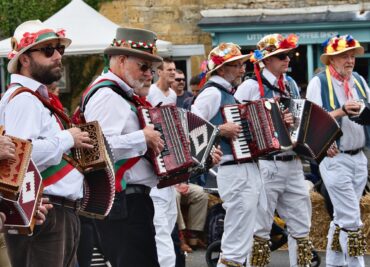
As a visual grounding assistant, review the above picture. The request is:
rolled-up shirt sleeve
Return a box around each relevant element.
[4,93,74,170]
[84,88,147,160]
[306,76,323,106]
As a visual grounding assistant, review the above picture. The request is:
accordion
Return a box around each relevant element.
[349,99,370,125]
[222,99,292,162]
[0,128,44,235]
[72,121,115,220]
[279,98,343,163]
[138,105,219,188]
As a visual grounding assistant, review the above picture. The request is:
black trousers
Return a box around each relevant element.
[77,217,95,267]
[5,206,80,267]
[95,192,160,267]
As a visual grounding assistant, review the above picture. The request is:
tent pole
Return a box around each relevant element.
[0,58,5,95]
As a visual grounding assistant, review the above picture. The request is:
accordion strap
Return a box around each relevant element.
[9,86,72,126]
[8,86,82,174]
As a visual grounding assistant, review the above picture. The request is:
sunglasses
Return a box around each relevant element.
[274,52,293,61]
[175,78,186,82]
[27,45,65,58]
[136,61,155,75]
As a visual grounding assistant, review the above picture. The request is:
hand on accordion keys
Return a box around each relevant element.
[219,122,242,141]
[0,136,16,160]
[326,142,339,158]
[68,127,94,149]
[34,197,53,225]
[143,125,164,156]
[282,108,294,127]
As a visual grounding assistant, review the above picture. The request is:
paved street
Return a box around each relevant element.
[186,249,370,267]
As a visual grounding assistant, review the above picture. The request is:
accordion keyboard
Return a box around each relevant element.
[141,109,167,174]
[222,105,251,159]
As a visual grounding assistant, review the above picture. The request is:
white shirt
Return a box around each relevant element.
[306,73,370,151]
[191,75,234,163]
[235,68,298,101]
[147,83,177,106]
[0,74,83,200]
[84,71,157,188]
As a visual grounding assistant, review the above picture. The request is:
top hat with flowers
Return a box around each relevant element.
[104,27,163,63]
[7,20,71,74]
[320,35,364,65]
[206,43,250,74]
[250,33,298,63]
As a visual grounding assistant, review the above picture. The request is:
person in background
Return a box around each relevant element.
[183,75,201,110]
[172,69,192,108]
[147,58,179,267]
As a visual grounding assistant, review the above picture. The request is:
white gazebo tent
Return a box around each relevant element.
[0,0,174,91]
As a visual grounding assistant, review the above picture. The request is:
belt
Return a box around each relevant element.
[261,155,297,162]
[43,194,81,211]
[340,148,363,155]
[126,184,151,195]
[220,159,255,166]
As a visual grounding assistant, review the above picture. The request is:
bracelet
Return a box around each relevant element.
[342,105,349,115]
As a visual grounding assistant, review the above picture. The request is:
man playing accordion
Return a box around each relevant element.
[0,20,93,267]
[235,34,313,267]
[306,35,370,267]
[192,43,262,267]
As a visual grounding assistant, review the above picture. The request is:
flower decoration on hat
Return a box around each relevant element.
[322,35,361,54]
[207,42,244,71]
[251,33,298,63]
[7,28,67,60]
[111,38,156,55]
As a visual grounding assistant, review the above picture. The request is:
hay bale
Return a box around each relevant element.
[310,191,370,253]
[310,191,331,250]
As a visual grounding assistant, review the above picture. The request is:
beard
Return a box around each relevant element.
[30,58,63,85]
[125,71,144,90]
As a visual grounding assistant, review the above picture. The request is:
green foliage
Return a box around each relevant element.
[0,0,110,110]
[0,0,111,39]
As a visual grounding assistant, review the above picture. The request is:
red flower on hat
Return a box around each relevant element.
[332,39,339,51]
[279,34,298,49]
[211,55,225,66]
[56,29,66,37]
[18,32,37,50]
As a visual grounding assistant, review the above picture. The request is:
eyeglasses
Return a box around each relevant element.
[175,78,186,82]
[27,45,65,58]
[136,61,155,75]
[274,52,293,61]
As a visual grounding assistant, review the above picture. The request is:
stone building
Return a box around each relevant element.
[100,0,370,90]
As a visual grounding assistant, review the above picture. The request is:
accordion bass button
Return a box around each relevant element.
[264,101,272,110]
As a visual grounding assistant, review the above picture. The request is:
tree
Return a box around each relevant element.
[0,0,107,39]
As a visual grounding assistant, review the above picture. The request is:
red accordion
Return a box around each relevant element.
[279,98,343,163]
[138,105,219,188]
[222,99,292,162]
[0,128,43,235]
[72,121,115,219]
